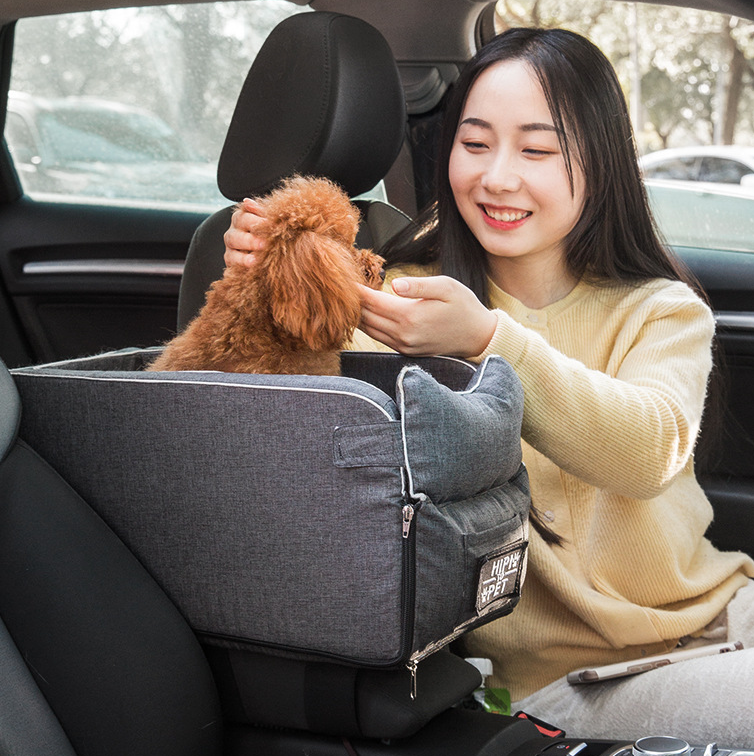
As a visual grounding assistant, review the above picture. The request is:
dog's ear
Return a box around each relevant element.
[267,232,363,351]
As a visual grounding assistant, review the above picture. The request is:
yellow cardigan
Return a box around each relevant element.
[351,265,754,699]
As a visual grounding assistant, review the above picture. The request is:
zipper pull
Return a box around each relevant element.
[407,659,418,700]
[402,503,414,539]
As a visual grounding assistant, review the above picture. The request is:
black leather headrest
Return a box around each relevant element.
[0,358,20,462]
[217,12,407,201]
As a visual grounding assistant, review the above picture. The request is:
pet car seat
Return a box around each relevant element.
[13,348,531,743]
[0,356,223,756]
[178,11,411,331]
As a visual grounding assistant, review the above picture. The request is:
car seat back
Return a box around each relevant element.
[178,11,411,331]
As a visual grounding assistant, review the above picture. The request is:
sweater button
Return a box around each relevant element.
[526,313,539,323]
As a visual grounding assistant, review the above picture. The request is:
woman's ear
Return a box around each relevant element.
[267,232,362,351]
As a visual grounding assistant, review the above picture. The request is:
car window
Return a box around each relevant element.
[5,1,310,211]
[492,0,754,254]
[643,156,701,181]
[698,156,752,183]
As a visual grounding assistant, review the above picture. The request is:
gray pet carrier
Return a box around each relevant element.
[13,350,530,683]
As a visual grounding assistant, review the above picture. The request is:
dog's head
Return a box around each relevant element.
[254,176,385,351]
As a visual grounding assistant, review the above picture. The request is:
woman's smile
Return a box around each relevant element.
[481,205,533,227]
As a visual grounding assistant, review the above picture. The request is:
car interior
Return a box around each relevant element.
[1,0,753,754]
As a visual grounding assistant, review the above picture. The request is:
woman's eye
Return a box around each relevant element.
[463,140,487,151]
[523,147,555,157]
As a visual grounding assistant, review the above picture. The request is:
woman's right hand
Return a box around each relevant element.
[223,198,267,268]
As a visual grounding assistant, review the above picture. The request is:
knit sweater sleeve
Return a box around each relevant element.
[478,281,715,500]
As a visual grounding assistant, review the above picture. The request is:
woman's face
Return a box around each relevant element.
[448,59,585,277]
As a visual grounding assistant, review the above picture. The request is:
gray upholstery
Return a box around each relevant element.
[13,349,529,670]
[0,356,223,756]
[398,356,524,503]
[0,356,20,462]
[0,364,74,755]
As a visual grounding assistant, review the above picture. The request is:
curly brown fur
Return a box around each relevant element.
[148,175,385,376]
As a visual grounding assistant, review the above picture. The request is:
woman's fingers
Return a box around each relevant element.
[223,198,267,268]
[223,248,257,268]
[390,275,454,300]
[359,277,497,357]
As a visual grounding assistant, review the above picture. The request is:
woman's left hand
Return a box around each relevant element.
[359,275,498,358]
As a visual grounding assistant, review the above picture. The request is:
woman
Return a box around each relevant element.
[225,28,754,746]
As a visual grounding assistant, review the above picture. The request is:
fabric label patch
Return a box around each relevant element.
[476,543,527,613]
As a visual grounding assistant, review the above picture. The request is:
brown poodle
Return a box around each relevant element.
[148,175,385,376]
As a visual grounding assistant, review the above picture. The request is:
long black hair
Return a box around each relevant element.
[382,27,723,518]
[382,27,696,304]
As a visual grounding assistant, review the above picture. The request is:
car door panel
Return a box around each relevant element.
[678,246,754,556]
[0,197,214,366]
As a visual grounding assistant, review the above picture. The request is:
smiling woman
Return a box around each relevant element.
[447,59,584,308]
[346,25,754,746]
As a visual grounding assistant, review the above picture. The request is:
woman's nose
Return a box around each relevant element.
[482,153,522,193]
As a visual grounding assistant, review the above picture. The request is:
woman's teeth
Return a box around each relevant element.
[485,207,531,222]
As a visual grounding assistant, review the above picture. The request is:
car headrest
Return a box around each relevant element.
[217,12,407,201]
[0,358,21,463]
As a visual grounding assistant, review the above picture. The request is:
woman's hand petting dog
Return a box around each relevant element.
[358,275,498,359]
[224,198,266,269]
[225,199,497,360]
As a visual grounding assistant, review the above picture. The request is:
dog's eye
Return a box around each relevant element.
[379,268,386,282]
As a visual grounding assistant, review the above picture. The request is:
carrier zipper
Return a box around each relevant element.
[401,503,414,538]
[407,658,418,700]
[400,499,417,690]
[400,494,425,698]
[402,525,418,701]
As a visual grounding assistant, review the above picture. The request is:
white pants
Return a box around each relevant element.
[512,580,754,750]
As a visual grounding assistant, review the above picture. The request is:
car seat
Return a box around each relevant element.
[177,10,412,332]
[0,356,223,756]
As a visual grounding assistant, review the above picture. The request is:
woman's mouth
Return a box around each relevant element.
[482,205,532,225]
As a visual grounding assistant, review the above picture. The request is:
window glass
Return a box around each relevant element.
[698,156,751,183]
[6,1,310,210]
[643,156,700,180]
[493,1,754,253]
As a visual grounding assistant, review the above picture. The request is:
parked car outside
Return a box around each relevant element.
[5,90,226,210]
[640,145,754,191]
[645,179,754,253]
